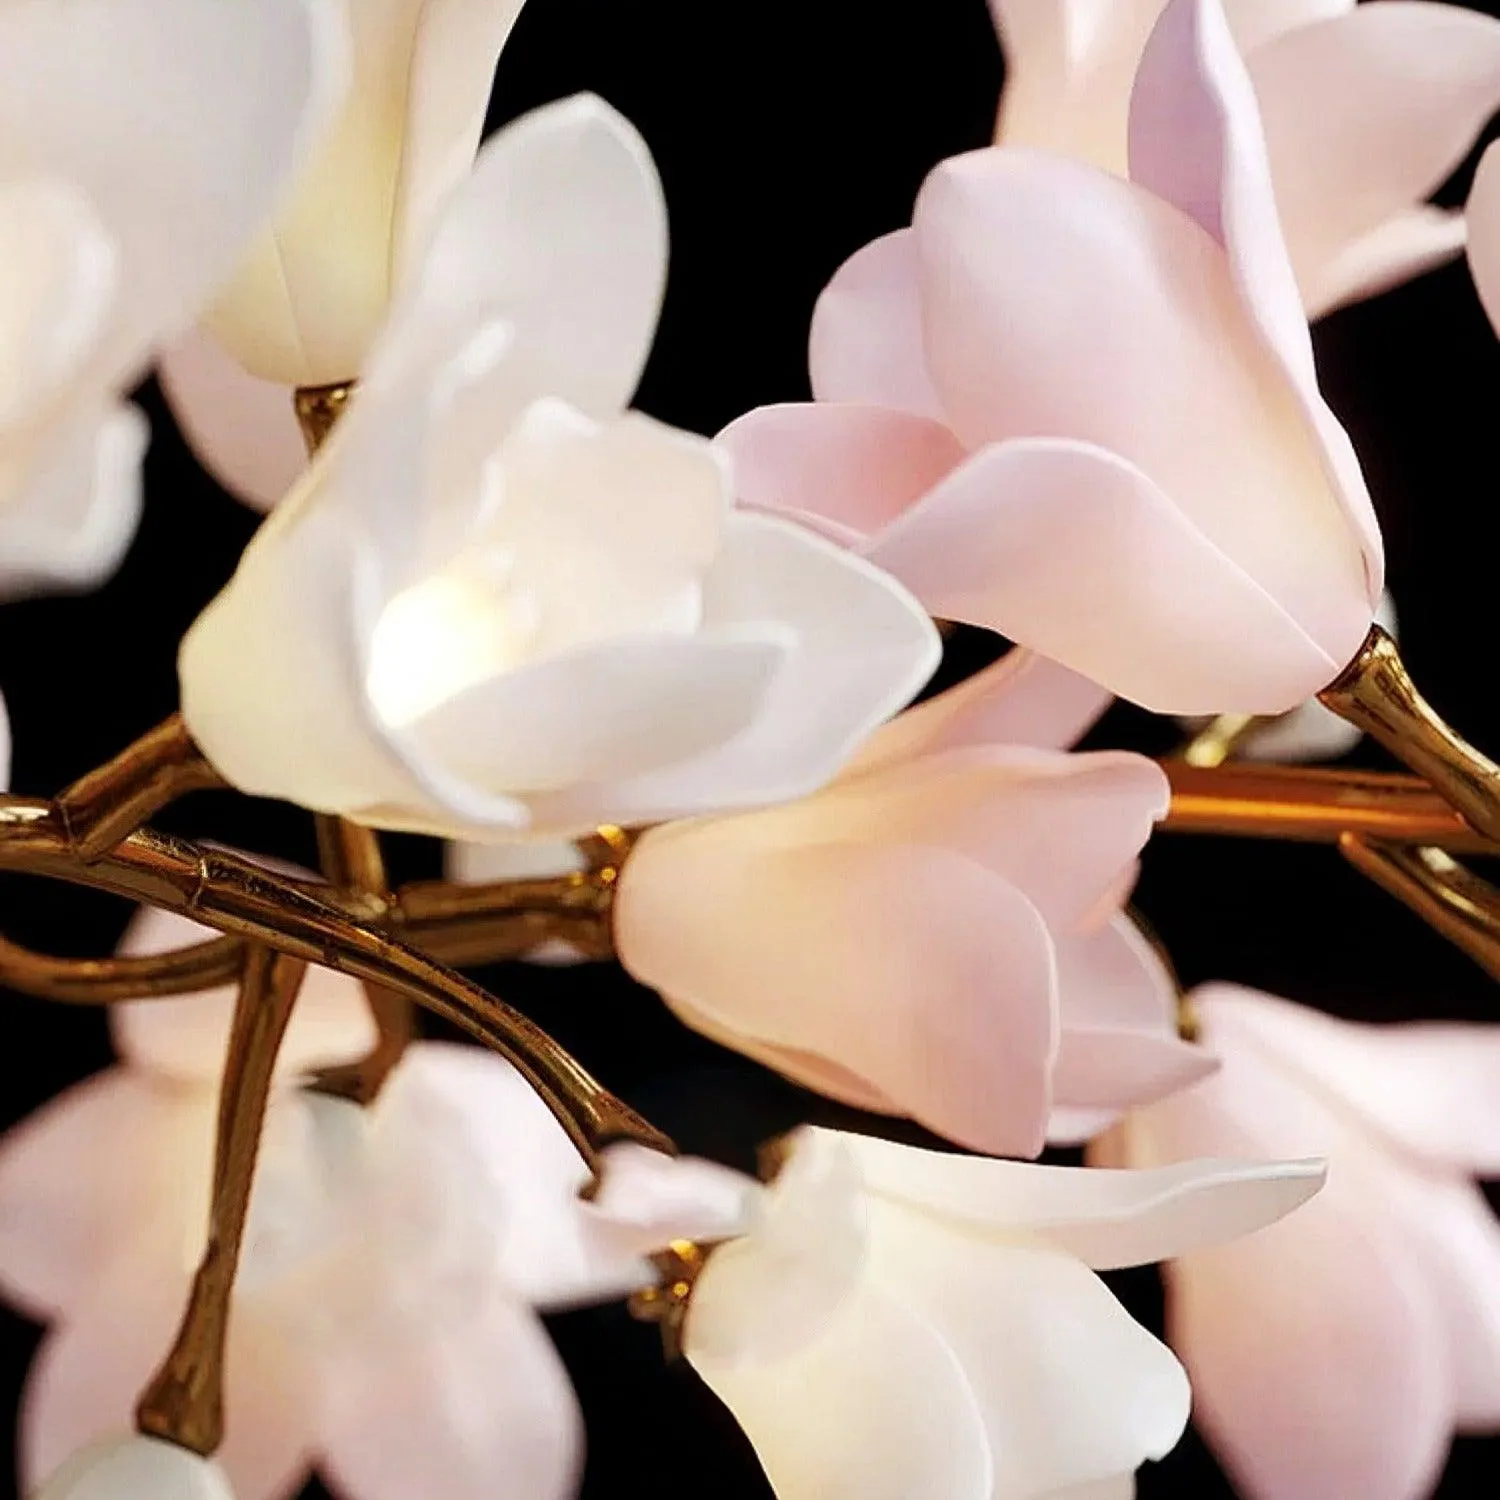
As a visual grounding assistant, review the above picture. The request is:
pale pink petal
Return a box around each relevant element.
[619,833,1060,1157]
[157,330,306,513]
[866,436,1344,714]
[0,1075,206,1319]
[866,1202,1190,1493]
[1467,141,1500,340]
[685,1128,867,1367]
[1117,1013,1454,1500]
[1051,917,1217,1115]
[112,907,376,1085]
[1035,1477,1136,1500]
[317,1290,581,1500]
[808,230,946,418]
[689,1278,994,1500]
[842,1130,1323,1270]
[1250,1,1500,318]
[24,1274,315,1500]
[913,143,1374,666]
[719,402,966,544]
[1192,984,1500,1176]
[1302,204,1467,321]
[1128,0,1384,586]
[850,651,1113,774]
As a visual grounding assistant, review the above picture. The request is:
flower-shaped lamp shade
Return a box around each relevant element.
[179,96,939,840]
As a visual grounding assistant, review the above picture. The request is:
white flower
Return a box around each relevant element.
[0,0,345,597]
[34,1435,233,1500]
[178,95,939,840]
[160,0,534,511]
[0,908,752,1500]
[685,1127,1326,1500]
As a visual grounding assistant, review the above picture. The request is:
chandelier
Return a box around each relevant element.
[1,2,1498,1499]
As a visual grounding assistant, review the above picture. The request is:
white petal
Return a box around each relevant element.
[1302,204,1467,322]
[1468,139,1500,340]
[446,838,586,883]
[689,1278,993,1500]
[157,330,306,513]
[317,1289,582,1500]
[550,512,939,827]
[0,0,347,384]
[1036,1477,1136,1500]
[685,1129,868,1368]
[1224,0,1351,57]
[866,1203,1189,1494]
[369,93,667,424]
[0,690,9,789]
[838,1129,1325,1269]
[111,908,376,1085]
[33,1437,235,1500]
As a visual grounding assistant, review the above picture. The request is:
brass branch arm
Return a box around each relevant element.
[0,797,666,1164]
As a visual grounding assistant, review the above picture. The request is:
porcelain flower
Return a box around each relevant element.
[179,95,938,840]
[0,907,753,1500]
[0,0,343,598]
[617,649,1209,1156]
[685,1125,1325,1500]
[989,0,1500,318]
[724,0,1380,718]
[1097,984,1500,1500]
[160,0,535,512]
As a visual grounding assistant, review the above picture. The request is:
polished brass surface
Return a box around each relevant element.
[1320,626,1500,843]
[1179,713,1262,769]
[1339,836,1500,986]
[0,797,670,1161]
[135,947,306,1454]
[310,812,412,1104]
[1160,761,1497,854]
[55,712,223,860]
[0,932,245,1003]
[628,1239,707,1361]
[292,380,353,452]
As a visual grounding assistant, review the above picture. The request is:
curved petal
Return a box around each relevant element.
[866,1202,1190,1493]
[1052,917,1218,1115]
[853,651,1114,771]
[33,1437,235,1500]
[1249,1,1500,317]
[0,0,346,386]
[1191,984,1500,1176]
[370,93,667,425]
[1036,1478,1136,1500]
[157,330,307,513]
[445,838,586,882]
[619,832,1060,1157]
[913,144,1374,658]
[546,512,939,828]
[689,1277,994,1500]
[0,690,9,789]
[0,402,146,602]
[1303,204,1467,321]
[685,1129,868,1368]
[867,436,1346,714]
[720,401,966,544]
[24,1275,315,1500]
[1223,0,1351,57]
[808,230,946,418]
[317,1291,582,1500]
[0,1074,208,1320]
[111,908,376,1085]
[840,1129,1324,1270]
[1467,140,1500,340]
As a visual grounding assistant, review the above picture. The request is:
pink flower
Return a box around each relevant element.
[1466,138,1500,339]
[615,650,1213,1158]
[0,907,752,1500]
[1097,984,1500,1500]
[723,0,1382,717]
[990,0,1500,317]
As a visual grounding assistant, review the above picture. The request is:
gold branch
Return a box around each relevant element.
[0,931,245,1003]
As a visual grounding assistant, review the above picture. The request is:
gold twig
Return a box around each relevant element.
[136,947,306,1455]
[54,713,223,861]
[1178,713,1263,769]
[1320,625,1500,843]
[1159,761,1497,855]
[293,381,353,452]
[309,813,411,1105]
[1338,835,1500,985]
[0,932,245,1004]
[0,798,670,1163]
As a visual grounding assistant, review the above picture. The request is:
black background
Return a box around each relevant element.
[2,1,1499,1495]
